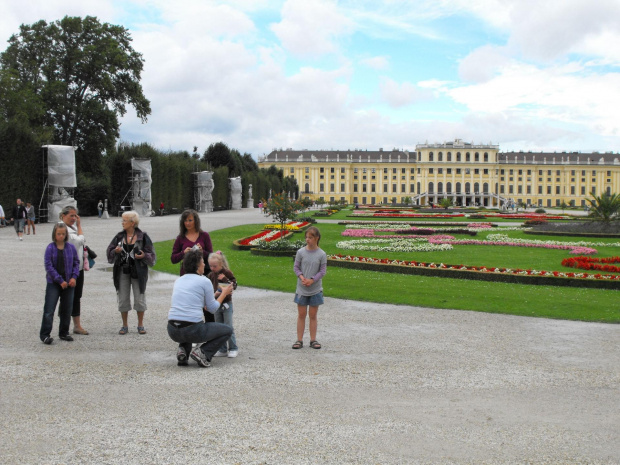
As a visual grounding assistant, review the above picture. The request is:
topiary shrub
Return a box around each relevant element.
[535,208,546,214]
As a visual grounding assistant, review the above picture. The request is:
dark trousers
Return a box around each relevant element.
[167,321,232,360]
[40,283,75,341]
[71,269,85,317]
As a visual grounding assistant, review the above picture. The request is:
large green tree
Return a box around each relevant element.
[0,16,151,174]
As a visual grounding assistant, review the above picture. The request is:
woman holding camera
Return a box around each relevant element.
[106,211,156,335]
[171,209,213,276]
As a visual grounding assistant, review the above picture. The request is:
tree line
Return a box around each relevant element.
[0,16,295,218]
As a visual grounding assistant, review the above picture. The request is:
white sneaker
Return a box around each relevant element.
[213,350,228,357]
[227,350,238,358]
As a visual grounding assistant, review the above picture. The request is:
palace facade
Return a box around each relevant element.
[258,139,620,208]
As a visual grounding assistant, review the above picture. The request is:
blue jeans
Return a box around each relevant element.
[40,282,75,341]
[214,302,238,352]
[167,321,232,361]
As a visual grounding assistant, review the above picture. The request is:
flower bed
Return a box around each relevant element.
[233,230,294,250]
[480,214,565,220]
[263,221,310,231]
[326,254,620,289]
[349,210,466,218]
[561,256,620,273]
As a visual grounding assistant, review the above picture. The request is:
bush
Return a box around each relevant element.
[468,214,486,219]
[524,219,548,226]
[535,208,546,214]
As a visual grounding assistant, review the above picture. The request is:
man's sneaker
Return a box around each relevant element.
[213,350,228,357]
[177,347,188,366]
[227,350,238,358]
[43,337,53,345]
[59,335,74,341]
[190,348,211,367]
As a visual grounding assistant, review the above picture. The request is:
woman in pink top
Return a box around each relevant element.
[171,209,213,276]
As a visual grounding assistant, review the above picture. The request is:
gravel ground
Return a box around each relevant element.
[0,209,618,465]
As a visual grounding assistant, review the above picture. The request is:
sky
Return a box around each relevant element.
[2,0,620,158]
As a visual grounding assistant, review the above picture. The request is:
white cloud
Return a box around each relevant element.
[360,55,389,70]
[270,0,354,57]
[380,77,431,108]
[458,45,511,83]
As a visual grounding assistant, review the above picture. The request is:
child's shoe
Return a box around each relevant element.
[213,350,228,357]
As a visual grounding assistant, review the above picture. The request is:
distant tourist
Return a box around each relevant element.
[11,198,27,241]
[97,200,103,218]
[292,226,327,350]
[0,203,5,227]
[160,201,164,216]
[25,201,36,235]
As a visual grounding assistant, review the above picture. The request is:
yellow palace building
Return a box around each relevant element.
[258,139,620,208]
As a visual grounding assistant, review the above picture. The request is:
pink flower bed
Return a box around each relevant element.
[427,237,597,255]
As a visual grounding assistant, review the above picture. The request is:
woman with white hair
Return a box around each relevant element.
[106,211,156,335]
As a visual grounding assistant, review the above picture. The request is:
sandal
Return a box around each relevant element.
[119,326,128,335]
[310,340,321,349]
[137,326,147,335]
[292,340,303,349]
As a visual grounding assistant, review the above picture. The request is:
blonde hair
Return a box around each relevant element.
[122,210,140,226]
[208,251,230,271]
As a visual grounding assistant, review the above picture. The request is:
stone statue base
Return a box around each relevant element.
[247,198,254,208]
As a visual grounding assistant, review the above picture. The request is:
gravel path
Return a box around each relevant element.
[1,210,618,464]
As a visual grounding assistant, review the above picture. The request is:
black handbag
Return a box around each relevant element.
[85,245,97,259]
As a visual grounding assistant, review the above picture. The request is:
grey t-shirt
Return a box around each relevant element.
[294,247,327,296]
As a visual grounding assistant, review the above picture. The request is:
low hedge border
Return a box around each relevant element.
[250,248,297,257]
[524,230,620,238]
[327,258,620,290]
[233,231,294,250]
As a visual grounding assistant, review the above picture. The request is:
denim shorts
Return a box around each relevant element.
[294,291,324,306]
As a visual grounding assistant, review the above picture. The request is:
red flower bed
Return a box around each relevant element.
[327,254,620,282]
[561,256,620,273]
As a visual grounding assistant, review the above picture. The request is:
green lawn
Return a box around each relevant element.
[153,221,620,323]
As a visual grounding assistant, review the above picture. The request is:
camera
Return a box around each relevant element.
[133,245,142,256]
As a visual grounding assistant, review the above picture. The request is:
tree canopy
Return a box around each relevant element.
[0,15,151,159]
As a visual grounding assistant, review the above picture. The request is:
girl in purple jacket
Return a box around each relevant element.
[40,222,79,344]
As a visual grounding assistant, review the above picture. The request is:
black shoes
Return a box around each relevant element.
[59,335,74,341]
[43,337,53,345]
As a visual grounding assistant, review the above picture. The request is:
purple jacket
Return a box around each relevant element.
[44,242,80,284]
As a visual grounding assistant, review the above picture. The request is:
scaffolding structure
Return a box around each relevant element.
[193,171,214,212]
[39,145,77,223]
[118,159,153,216]
[229,177,242,210]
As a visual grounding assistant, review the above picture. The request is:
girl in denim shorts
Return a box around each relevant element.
[292,226,327,350]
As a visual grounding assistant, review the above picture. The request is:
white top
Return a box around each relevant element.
[168,273,219,322]
[67,224,85,270]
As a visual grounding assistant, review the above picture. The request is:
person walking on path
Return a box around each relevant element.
[107,211,156,335]
[59,206,89,335]
[11,199,27,241]
[25,201,36,235]
[167,249,233,367]
[292,226,327,350]
[207,251,239,358]
[0,203,5,227]
[40,222,79,344]
[97,200,103,218]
